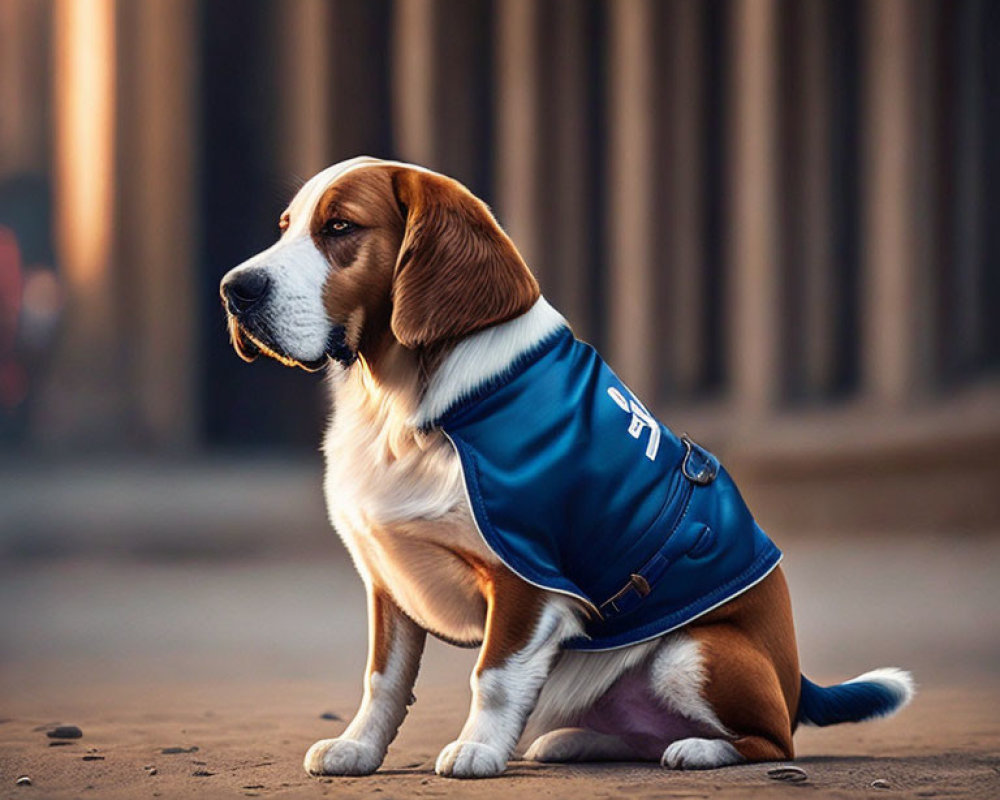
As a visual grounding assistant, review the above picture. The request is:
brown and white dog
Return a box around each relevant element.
[220,156,913,779]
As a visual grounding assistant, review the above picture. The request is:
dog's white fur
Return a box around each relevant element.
[437,597,584,777]
[222,158,913,779]
[411,296,568,429]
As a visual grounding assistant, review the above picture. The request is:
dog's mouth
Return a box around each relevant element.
[228,314,261,363]
[226,312,356,372]
[319,325,357,368]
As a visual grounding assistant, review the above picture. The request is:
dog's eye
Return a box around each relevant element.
[322,219,356,237]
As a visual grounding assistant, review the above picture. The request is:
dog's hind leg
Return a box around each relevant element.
[524,728,638,762]
[658,570,800,769]
[660,624,793,768]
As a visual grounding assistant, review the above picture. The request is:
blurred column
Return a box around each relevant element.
[607,0,655,399]
[662,0,705,397]
[392,0,436,166]
[727,0,780,417]
[118,0,198,448]
[38,0,123,447]
[495,0,541,272]
[954,0,985,372]
[0,0,50,173]
[279,0,331,179]
[792,0,836,398]
[861,0,926,406]
[549,1,596,338]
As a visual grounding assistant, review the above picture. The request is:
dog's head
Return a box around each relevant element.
[220,157,540,372]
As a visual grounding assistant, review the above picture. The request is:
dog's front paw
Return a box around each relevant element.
[304,737,382,776]
[435,740,506,778]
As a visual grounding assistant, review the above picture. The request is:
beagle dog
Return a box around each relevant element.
[220,156,913,779]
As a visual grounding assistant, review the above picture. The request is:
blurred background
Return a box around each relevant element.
[1,0,999,718]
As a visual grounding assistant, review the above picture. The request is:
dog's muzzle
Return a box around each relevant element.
[219,270,357,370]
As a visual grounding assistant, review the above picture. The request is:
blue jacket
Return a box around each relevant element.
[431,327,782,651]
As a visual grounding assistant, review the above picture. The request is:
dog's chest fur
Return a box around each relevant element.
[322,367,497,645]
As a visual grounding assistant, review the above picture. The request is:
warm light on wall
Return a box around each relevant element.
[52,0,115,292]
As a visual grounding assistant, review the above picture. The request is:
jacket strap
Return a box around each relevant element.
[599,436,719,620]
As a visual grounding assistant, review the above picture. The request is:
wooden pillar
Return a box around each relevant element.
[861,0,924,406]
[38,0,122,446]
[662,0,704,397]
[121,0,198,448]
[392,0,436,166]
[279,0,332,179]
[793,0,836,398]
[549,1,595,338]
[495,0,541,273]
[728,0,780,417]
[954,0,984,372]
[607,0,655,399]
[0,0,50,173]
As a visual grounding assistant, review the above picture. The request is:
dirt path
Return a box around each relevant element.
[1,679,998,799]
[2,535,999,798]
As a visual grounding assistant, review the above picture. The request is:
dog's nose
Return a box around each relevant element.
[222,271,270,315]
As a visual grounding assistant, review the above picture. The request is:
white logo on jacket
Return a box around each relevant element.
[607,386,661,461]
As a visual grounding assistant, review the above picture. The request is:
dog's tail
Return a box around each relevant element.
[797,668,915,727]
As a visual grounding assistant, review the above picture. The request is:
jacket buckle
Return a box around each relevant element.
[629,572,651,597]
[681,434,718,485]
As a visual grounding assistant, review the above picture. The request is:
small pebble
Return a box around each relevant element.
[15,776,31,786]
[82,755,105,761]
[192,769,215,777]
[147,768,157,776]
[48,741,73,747]
[871,779,891,789]
[143,765,155,770]
[319,711,342,721]
[46,725,83,740]
[767,765,808,783]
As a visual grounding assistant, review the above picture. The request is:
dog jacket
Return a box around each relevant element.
[430,326,782,651]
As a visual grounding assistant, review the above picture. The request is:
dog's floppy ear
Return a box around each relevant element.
[389,169,540,348]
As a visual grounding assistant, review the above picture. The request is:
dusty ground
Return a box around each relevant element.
[1,534,999,799]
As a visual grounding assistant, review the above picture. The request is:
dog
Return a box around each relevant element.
[220,156,914,779]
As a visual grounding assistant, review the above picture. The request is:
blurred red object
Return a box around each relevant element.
[0,226,27,408]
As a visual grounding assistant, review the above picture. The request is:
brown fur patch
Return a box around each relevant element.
[474,564,550,672]
[686,567,800,761]
[313,168,406,367]
[308,163,540,382]
[367,585,425,679]
[389,169,540,349]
